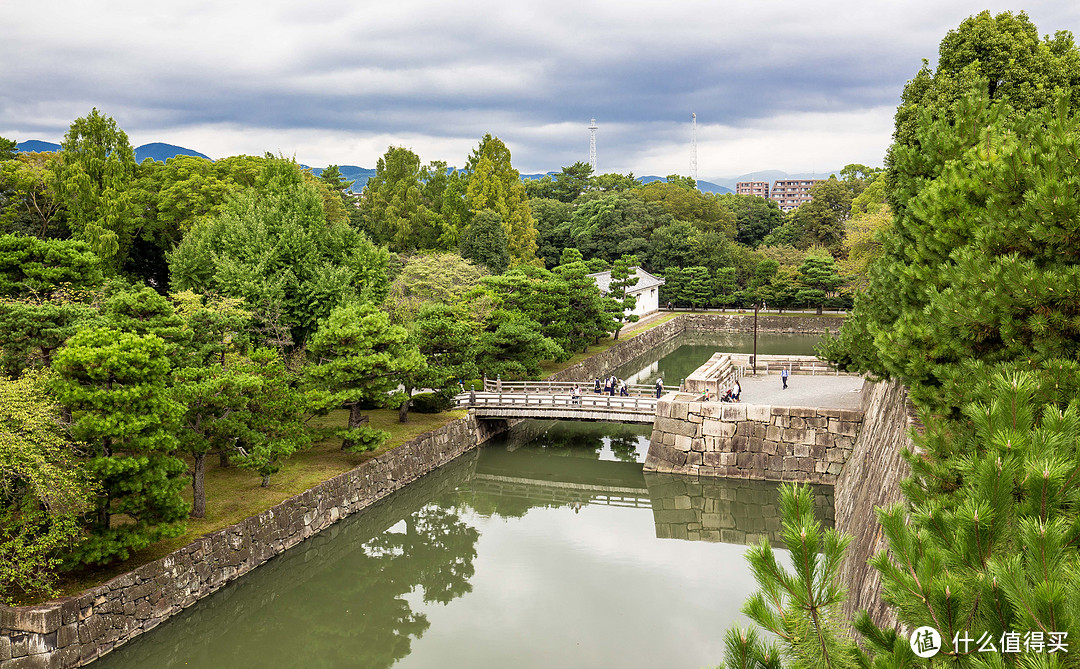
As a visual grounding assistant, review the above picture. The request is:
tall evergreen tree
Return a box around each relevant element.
[609,254,640,339]
[464,135,538,265]
[51,328,189,565]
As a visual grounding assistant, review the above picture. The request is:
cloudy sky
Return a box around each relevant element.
[3,1,1079,179]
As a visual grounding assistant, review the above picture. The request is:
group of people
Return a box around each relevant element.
[702,380,742,403]
[594,376,631,397]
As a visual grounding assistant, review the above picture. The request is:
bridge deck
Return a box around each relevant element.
[456,392,658,423]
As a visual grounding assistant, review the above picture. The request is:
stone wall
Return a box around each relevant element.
[0,414,508,669]
[644,397,863,484]
[548,313,843,384]
[681,313,844,335]
[835,380,916,628]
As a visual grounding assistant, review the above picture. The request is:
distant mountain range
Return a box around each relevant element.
[16,140,209,163]
[17,139,838,195]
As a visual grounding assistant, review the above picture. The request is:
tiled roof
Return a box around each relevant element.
[586,267,665,295]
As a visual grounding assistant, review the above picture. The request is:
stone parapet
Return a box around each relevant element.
[0,413,508,669]
[643,394,863,484]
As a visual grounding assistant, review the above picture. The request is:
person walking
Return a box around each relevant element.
[781,368,789,390]
[594,378,601,394]
[655,378,663,398]
[732,380,741,402]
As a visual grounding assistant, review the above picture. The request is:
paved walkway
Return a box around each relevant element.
[719,374,864,409]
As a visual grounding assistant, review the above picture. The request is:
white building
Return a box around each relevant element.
[586,267,665,319]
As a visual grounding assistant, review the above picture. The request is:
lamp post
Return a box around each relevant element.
[753,301,762,376]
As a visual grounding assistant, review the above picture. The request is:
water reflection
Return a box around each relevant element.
[95,419,834,669]
[94,453,482,669]
[645,473,834,546]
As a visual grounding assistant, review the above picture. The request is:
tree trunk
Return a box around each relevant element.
[219,448,232,468]
[192,453,206,519]
[399,386,413,423]
[343,402,369,450]
[261,474,271,488]
[816,305,823,316]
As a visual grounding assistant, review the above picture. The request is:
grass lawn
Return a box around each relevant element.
[41,407,466,603]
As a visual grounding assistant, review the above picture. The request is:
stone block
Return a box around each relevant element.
[765,425,782,442]
[720,452,737,466]
[722,405,747,421]
[806,416,828,429]
[674,495,692,510]
[702,420,736,438]
[782,428,807,444]
[691,438,705,452]
[751,423,766,439]
[789,416,806,429]
[0,636,10,662]
[749,437,764,453]
[655,416,699,438]
[827,462,844,475]
[838,409,864,422]
[793,444,810,458]
[745,404,772,422]
[734,422,752,437]
[673,401,689,421]
[702,452,723,467]
[7,608,62,635]
[836,421,859,437]
[770,406,789,416]
[731,436,748,452]
[736,452,753,467]
[762,440,779,455]
[686,451,703,466]
[789,407,816,418]
[674,434,693,452]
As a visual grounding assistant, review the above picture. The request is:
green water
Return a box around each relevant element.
[94,421,832,669]
[613,331,823,386]
[93,333,831,669]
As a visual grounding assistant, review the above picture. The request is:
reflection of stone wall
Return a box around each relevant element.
[644,398,862,484]
[0,415,505,669]
[645,473,834,546]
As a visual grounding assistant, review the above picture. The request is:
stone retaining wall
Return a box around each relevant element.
[0,414,508,669]
[835,380,917,628]
[548,313,843,383]
[644,397,863,484]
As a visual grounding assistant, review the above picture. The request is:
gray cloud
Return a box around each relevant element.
[3,1,1079,175]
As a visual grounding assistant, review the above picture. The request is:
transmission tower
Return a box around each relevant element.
[690,112,698,184]
[588,118,598,172]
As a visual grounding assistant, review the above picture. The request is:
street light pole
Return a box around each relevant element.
[753,302,759,376]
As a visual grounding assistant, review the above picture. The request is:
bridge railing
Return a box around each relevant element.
[455,391,658,413]
[482,379,678,396]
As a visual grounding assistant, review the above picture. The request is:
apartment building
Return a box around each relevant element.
[769,179,823,212]
[735,181,770,198]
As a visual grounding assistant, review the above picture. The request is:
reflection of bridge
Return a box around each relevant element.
[456,381,672,423]
[473,447,652,508]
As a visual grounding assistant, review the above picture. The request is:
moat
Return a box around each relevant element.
[93,333,830,669]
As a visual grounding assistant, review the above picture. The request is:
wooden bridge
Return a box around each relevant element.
[455,380,676,424]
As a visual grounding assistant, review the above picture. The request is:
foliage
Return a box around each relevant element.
[384,253,487,325]
[609,255,640,338]
[52,109,138,270]
[723,484,858,669]
[357,147,456,252]
[169,158,390,347]
[722,193,786,248]
[464,135,538,265]
[638,181,735,238]
[831,87,1080,415]
[794,254,842,315]
[233,348,311,487]
[306,302,424,452]
[459,210,510,274]
[787,178,852,256]
[0,233,103,297]
[0,370,94,603]
[0,152,66,239]
[51,328,189,565]
[409,392,455,414]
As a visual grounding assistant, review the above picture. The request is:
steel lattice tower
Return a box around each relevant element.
[588,118,598,172]
[690,112,698,184]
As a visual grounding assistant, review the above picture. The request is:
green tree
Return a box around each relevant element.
[459,210,510,274]
[722,193,786,248]
[788,177,852,255]
[609,254,640,339]
[169,158,390,348]
[554,248,618,352]
[52,328,189,565]
[723,484,857,669]
[384,253,487,325]
[52,109,137,270]
[473,309,562,380]
[358,147,452,252]
[464,135,538,265]
[234,348,311,486]
[714,267,739,311]
[638,181,735,237]
[0,370,95,604]
[683,266,711,311]
[1,152,66,238]
[306,302,424,452]
[795,254,842,315]
[530,198,573,267]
